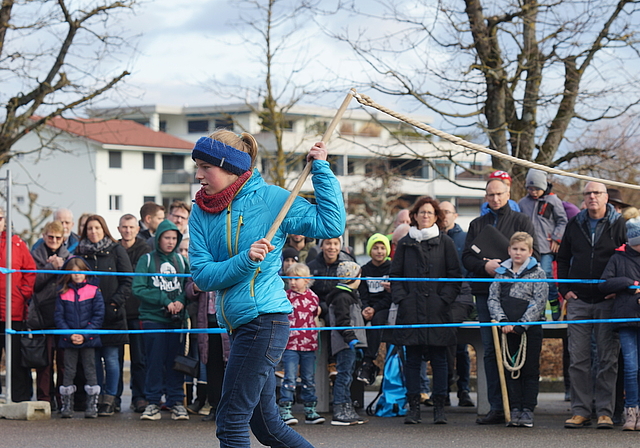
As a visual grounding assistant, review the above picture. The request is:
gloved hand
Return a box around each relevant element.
[348,339,360,350]
[355,348,364,362]
[549,298,561,321]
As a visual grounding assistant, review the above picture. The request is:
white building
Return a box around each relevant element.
[91,103,488,254]
[7,117,194,243]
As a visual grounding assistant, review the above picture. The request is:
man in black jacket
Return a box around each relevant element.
[462,178,539,424]
[558,182,626,430]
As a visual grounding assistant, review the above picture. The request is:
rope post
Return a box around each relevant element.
[4,170,12,404]
[264,89,355,243]
[491,320,510,422]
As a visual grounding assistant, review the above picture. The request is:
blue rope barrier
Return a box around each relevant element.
[9,317,640,335]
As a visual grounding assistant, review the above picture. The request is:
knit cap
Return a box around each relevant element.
[627,217,640,246]
[525,169,548,191]
[191,136,252,176]
[282,247,299,262]
[336,261,361,281]
[366,233,391,257]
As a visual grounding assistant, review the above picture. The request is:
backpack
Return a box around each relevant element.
[365,344,407,417]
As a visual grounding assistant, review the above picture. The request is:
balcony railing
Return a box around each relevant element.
[162,170,194,184]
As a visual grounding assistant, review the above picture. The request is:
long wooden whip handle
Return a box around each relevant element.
[264,89,355,243]
[492,320,511,422]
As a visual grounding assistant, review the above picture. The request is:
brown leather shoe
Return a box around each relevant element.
[564,415,591,428]
[597,415,614,429]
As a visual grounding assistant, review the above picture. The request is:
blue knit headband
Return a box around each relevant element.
[191,137,252,176]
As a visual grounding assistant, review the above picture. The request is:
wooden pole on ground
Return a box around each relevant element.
[264,89,355,243]
[491,320,510,423]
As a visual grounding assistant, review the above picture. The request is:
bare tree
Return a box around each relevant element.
[0,0,136,166]
[14,191,53,247]
[204,0,325,187]
[322,0,640,197]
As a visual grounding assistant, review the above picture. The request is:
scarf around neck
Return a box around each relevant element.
[195,169,252,214]
[78,236,114,255]
[408,223,440,242]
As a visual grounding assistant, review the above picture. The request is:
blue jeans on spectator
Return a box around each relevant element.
[619,327,640,408]
[475,294,503,411]
[142,321,185,408]
[95,345,121,397]
[334,348,356,405]
[540,253,558,306]
[280,349,318,404]
[216,313,312,448]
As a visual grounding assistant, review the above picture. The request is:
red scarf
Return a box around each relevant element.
[195,170,252,214]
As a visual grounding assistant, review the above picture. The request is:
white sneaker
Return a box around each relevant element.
[140,404,161,420]
[171,404,190,420]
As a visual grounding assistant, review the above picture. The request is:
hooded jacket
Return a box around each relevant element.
[189,161,345,332]
[462,203,539,296]
[133,220,190,324]
[600,244,640,328]
[557,204,626,303]
[518,192,568,254]
[487,257,548,334]
[54,257,105,349]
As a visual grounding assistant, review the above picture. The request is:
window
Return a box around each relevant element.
[143,152,155,170]
[389,158,422,177]
[214,118,234,129]
[457,197,483,216]
[434,161,451,179]
[159,121,167,133]
[188,120,209,133]
[143,196,156,203]
[109,195,122,211]
[162,154,184,171]
[109,151,122,168]
[16,196,24,205]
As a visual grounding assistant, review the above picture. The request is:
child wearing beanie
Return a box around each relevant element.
[326,261,368,425]
[356,233,392,386]
[600,216,640,431]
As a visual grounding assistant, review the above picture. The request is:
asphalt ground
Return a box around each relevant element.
[2,392,639,448]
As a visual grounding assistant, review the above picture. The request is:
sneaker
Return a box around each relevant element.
[519,409,534,428]
[331,403,359,426]
[171,404,190,421]
[507,409,521,427]
[140,404,161,421]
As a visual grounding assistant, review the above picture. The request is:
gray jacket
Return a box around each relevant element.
[518,193,567,254]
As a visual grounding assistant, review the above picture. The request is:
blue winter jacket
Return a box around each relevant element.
[189,161,346,331]
[55,275,105,349]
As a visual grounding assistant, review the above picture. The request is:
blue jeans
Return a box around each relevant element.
[280,350,318,404]
[216,313,313,448]
[540,254,558,306]
[619,327,640,408]
[142,321,185,408]
[475,294,503,411]
[95,345,121,397]
[333,348,356,405]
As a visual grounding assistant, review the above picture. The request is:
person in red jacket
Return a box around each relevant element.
[0,207,37,402]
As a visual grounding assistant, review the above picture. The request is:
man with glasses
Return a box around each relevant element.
[168,201,191,237]
[558,182,626,429]
[462,178,538,424]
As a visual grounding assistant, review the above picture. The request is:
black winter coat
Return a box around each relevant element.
[28,243,71,329]
[462,204,539,295]
[122,237,152,319]
[557,205,626,303]
[358,259,392,313]
[387,232,461,347]
[600,244,640,328]
[78,240,133,346]
[307,250,356,314]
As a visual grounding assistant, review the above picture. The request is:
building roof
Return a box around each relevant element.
[45,116,193,149]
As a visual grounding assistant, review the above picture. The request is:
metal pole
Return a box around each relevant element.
[4,170,12,403]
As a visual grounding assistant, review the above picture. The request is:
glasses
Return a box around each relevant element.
[45,235,63,241]
[583,191,606,197]
[442,210,455,215]
[417,211,436,217]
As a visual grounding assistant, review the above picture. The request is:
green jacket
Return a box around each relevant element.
[133,220,190,324]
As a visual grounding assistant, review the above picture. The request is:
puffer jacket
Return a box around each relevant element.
[487,257,548,334]
[600,244,640,329]
[77,238,132,345]
[189,160,345,332]
[54,258,105,349]
[387,232,461,347]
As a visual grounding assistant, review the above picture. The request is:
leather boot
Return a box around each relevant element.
[433,395,448,424]
[98,394,115,417]
[404,394,422,424]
